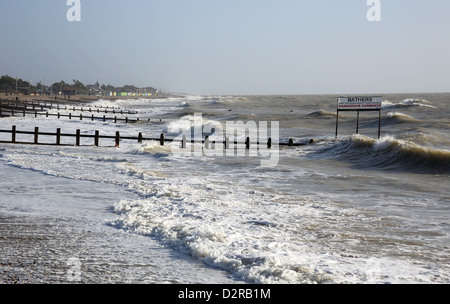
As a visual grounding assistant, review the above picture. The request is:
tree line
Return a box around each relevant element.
[0,75,156,95]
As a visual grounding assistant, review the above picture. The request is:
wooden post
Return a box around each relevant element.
[103,115,106,122]
[224,137,229,150]
[378,109,382,139]
[80,114,83,120]
[115,131,120,147]
[114,116,117,123]
[268,137,272,149]
[46,112,48,118]
[11,108,14,117]
[246,137,250,150]
[58,112,60,119]
[76,129,80,146]
[91,114,94,121]
[56,128,61,145]
[69,113,72,120]
[204,136,209,149]
[125,117,128,123]
[288,139,294,146]
[34,127,39,144]
[23,108,25,117]
[182,135,186,149]
[34,110,37,118]
[138,132,143,143]
[335,110,339,139]
[356,110,360,134]
[160,133,165,146]
[11,126,16,143]
[95,130,99,146]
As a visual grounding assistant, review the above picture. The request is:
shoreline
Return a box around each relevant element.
[0,93,183,104]
[0,160,237,284]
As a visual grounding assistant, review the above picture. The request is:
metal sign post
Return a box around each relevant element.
[335,96,382,139]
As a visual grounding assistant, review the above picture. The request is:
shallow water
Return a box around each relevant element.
[1,93,449,283]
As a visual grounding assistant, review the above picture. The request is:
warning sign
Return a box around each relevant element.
[338,97,382,111]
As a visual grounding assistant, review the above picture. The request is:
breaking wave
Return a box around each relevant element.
[382,99,436,109]
[314,134,450,174]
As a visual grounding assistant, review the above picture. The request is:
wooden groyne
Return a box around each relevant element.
[0,100,165,123]
[0,126,313,148]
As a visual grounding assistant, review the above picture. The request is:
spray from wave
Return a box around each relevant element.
[382,99,436,109]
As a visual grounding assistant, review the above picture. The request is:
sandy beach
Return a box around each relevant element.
[0,213,230,284]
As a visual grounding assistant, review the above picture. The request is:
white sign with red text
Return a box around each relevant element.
[338,97,382,111]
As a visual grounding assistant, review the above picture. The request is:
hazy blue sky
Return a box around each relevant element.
[0,0,449,95]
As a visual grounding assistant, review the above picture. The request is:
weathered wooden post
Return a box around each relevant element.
[34,127,39,144]
[246,137,250,150]
[378,109,382,139]
[160,133,165,146]
[69,113,72,120]
[115,131,120,147]
[11,126,16,143]
[289,139,294,146]
[138,132,143,143]
[56,128,61,145]
[76,129,81,146]
[268,137,272,149]
[95,130,99,146]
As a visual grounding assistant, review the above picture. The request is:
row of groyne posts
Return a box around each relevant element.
[0,99,151,123]
[0,99,314,148]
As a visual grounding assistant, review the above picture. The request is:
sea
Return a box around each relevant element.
[0,93,449,284]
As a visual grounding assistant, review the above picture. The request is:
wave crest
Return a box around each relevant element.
[315,134,450,174]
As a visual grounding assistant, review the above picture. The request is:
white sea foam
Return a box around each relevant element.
[1,94,449,284]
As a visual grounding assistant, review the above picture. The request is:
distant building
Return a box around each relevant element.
[62,86,76,97]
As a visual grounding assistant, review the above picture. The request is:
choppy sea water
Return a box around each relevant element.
[1,93,449,284]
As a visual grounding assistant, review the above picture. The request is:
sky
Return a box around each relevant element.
[0,0,449,95]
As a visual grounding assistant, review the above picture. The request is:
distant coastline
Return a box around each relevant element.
[0,93,182,104]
